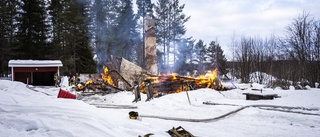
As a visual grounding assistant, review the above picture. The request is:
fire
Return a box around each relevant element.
[195,74,209,87]
[205,68,224,90]
[85,79,93,86]
[193,69,218,88]
[75,66,119,92]
[75,66,225,95]
[138,69,224,96]
[207,68,218,81]
[101,67,115,86]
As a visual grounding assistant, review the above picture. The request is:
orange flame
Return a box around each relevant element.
[101,67,115,86]
[193,68,220,88]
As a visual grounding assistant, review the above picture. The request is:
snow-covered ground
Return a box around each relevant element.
[1,80,320,137]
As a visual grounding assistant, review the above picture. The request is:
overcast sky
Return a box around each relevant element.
[180,0,320,57]
[137,0,320,59]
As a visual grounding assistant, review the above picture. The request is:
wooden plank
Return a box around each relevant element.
[242,93,279,100]
[119,58,148,87]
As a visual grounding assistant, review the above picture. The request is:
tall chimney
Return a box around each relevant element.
[144,17,157,75]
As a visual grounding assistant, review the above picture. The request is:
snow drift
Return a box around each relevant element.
[1,80,320,137]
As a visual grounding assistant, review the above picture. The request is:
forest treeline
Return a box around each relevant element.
[0,0,319,87]
[230,12,320,88]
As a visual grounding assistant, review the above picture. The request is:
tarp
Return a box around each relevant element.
[57,88,76,99]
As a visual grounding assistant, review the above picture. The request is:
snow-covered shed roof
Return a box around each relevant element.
[8,60,63,67]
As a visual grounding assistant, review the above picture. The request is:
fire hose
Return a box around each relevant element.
[139,103,320,122]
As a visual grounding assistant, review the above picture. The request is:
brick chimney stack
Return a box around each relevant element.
[144,17,157,75]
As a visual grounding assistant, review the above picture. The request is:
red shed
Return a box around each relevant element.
[8,60,63,86]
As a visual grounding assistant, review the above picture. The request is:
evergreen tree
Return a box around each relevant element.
[170,0,190,64]
[154,0,170,70]
[116,0,139,61]
[64,0,95,73]
[136,0,153,67]
[136,0,153,19]
[91,0,120,72]
[15,0,49,59]
[90,0,108,72]
[174,37,195,74]
[154,0,190,72]
[207,41,227,74]
[194,40,207,74]
[0,0,17,75]
[48,0,66,59]
[48,0,95,73]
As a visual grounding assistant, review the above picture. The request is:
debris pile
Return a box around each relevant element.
[74,58,229,100]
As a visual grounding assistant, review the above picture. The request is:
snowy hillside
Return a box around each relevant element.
[1,80,320,137]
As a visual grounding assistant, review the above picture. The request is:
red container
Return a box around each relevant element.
[57,88,76,99]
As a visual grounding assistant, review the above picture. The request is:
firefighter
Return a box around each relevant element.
[54,73,59,87]
[75,73,80,85]
[69,73,74,86]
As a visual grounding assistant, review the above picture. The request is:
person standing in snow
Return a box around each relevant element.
[69,73,74,86]
[54,73,59,87]
[75,73,80,85]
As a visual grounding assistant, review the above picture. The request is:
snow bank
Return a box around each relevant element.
[0,80,134,136]
[1,80,320,137]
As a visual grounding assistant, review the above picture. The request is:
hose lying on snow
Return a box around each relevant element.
[139,103,320,122]
[90,104,138,109]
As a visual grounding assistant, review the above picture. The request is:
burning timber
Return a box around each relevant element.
[139,70,225,95]
[75,62,226,98]
[75,67,131,95]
